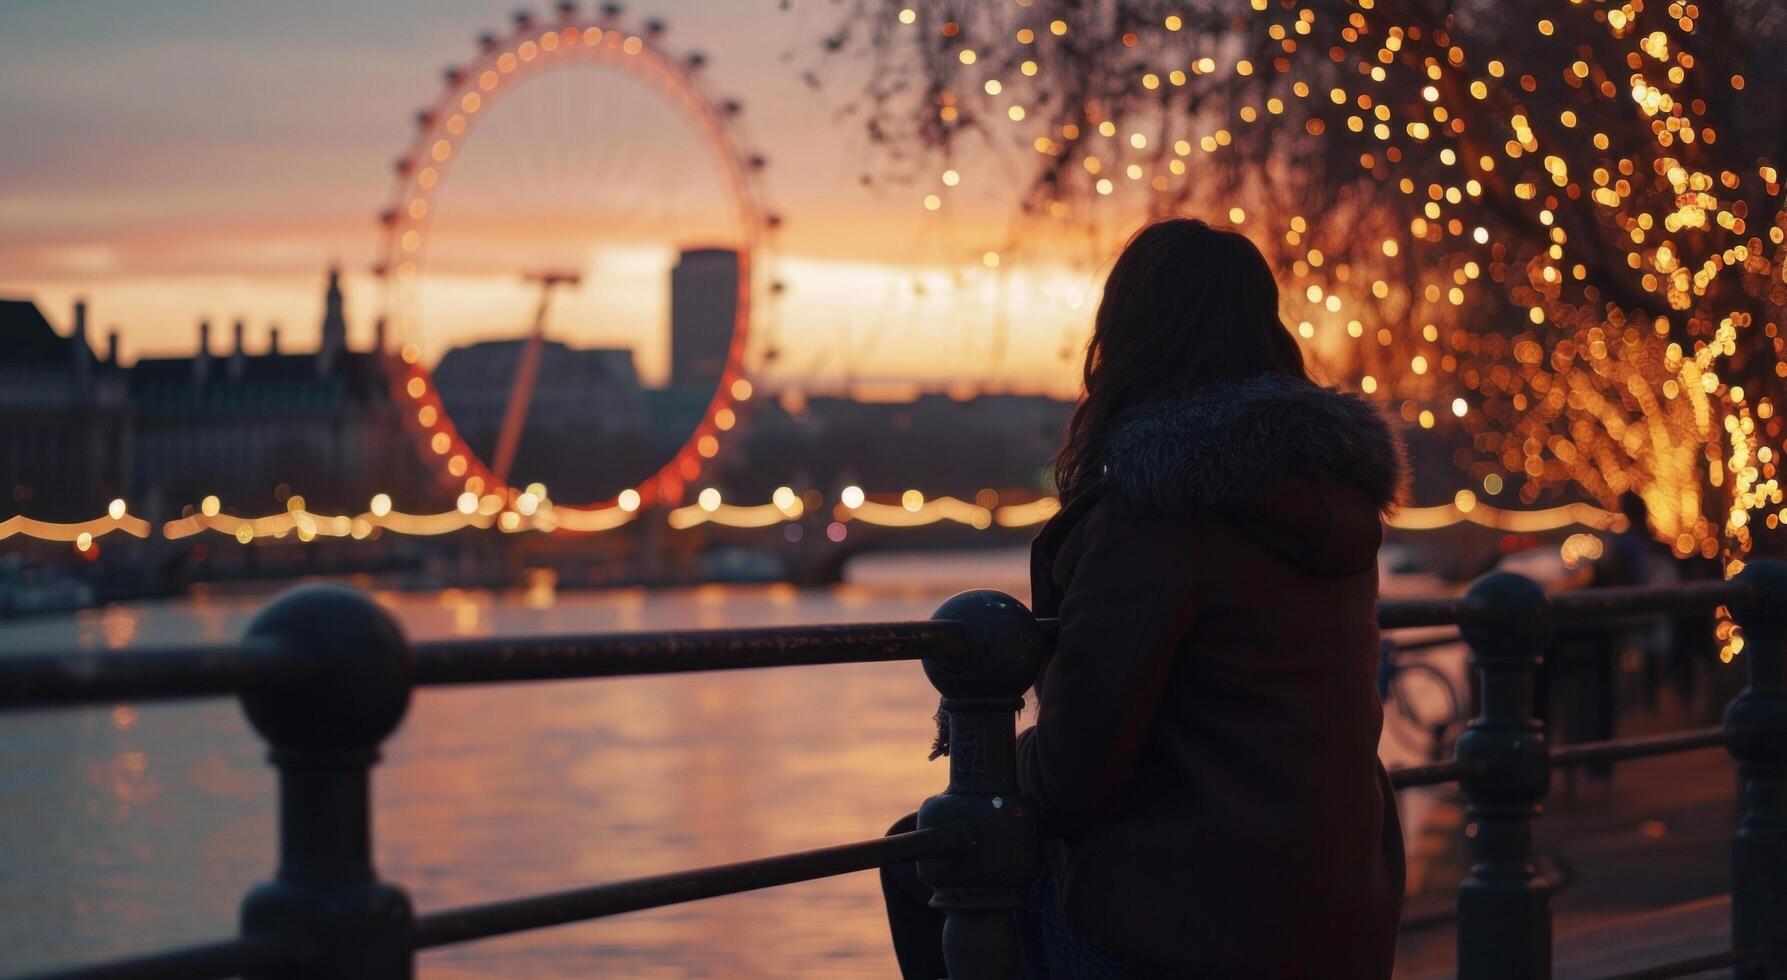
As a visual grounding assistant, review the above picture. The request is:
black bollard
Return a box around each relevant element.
[237,585,416,979]
[918,590,1045,979]
[1725,559,1787,979]
[1454,571,1554,980]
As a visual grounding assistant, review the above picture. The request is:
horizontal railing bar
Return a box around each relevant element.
[0,621,986,711]
[1385,631,1463,655]
[409,620,977,686]
[1549,727,1728,769]
[1378,596,1488,630]
[1375,580,1748,633]
[1385,728,1729,791]
[0,638,292,710]
[6,934,296,980]
[1547,579,1748,622]
[412,823,969,949]
[1388,760,1467,789]
[1596,945,1770,980]
[0,578,1750,710]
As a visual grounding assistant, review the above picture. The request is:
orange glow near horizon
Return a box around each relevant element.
[0,248,1100,396]
[0,2,1099,394]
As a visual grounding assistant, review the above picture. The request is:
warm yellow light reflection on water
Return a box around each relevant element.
[0,557,1031,976]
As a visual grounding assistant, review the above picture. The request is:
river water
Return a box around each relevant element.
[0,550,1452,977]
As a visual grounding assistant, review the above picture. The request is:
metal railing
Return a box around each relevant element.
[0,561,1783,979]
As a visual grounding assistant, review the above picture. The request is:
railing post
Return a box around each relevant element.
[917,590,1045,979]
[1455,571,1554,980]
[1726,559,1787,979]
[236,585,416,979]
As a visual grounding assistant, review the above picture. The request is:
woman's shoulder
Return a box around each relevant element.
[1026,493,1210,617]
[1042,492,1212,579]
[1098,375,1406,520]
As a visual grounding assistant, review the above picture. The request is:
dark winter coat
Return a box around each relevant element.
[1017,374,1408,978]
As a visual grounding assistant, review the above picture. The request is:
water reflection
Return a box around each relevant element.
[0,550,1456,976]
[0,552,1029,977]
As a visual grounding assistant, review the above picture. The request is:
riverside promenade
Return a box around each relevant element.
[1399,711,1740,978]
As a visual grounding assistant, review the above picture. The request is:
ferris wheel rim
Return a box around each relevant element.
[373,8,776,517]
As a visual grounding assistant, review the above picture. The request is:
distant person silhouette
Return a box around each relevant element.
[1597,493,1678,591]
[1543,492,1679,786]
[1593,493,1710,720]
[881,219,1406,978]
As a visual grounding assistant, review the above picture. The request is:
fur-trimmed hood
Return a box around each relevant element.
[1098,374,1407,517]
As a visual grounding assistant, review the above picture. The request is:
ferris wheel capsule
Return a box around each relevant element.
[685,52,706,70]
[478,31,499,51]
[644,19,665,36]
[512,10,534,29]
[442,66,463,85]
[555,1,578,19]
[600,3,622,20]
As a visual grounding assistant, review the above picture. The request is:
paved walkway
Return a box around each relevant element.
[1394,729,1738,977]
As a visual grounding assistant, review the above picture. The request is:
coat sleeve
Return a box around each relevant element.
[1016,507,1196,835]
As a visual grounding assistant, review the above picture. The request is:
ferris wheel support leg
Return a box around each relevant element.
[492,275,574,484]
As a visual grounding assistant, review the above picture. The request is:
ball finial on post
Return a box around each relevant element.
[237,585,415,980]
[922,589,1046,702]
[240,585,412,754]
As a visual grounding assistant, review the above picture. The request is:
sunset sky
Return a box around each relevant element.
[0,0,1102,395]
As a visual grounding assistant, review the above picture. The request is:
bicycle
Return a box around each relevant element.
[1378,633,1467,762]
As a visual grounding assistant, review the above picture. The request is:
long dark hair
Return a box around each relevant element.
[1053,218,1310,501]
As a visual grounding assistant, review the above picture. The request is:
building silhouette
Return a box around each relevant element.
[668,247,739,392]
[0,299,129,520]
[0,268,435,522]
[433,339,649,498]
[427,247,744,498]
[1,256,1105,526]
[126,266,427,515]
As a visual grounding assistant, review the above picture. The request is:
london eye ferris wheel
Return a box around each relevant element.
[374,3,780,526]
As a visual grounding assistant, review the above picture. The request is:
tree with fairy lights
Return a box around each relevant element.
[824,1,1787,589]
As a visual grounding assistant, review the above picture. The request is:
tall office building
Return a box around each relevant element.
[668,247,739,392]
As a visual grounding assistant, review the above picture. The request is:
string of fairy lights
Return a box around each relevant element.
[4,490,1617,550]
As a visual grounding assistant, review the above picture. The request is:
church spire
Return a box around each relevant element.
[318,263,347,374]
